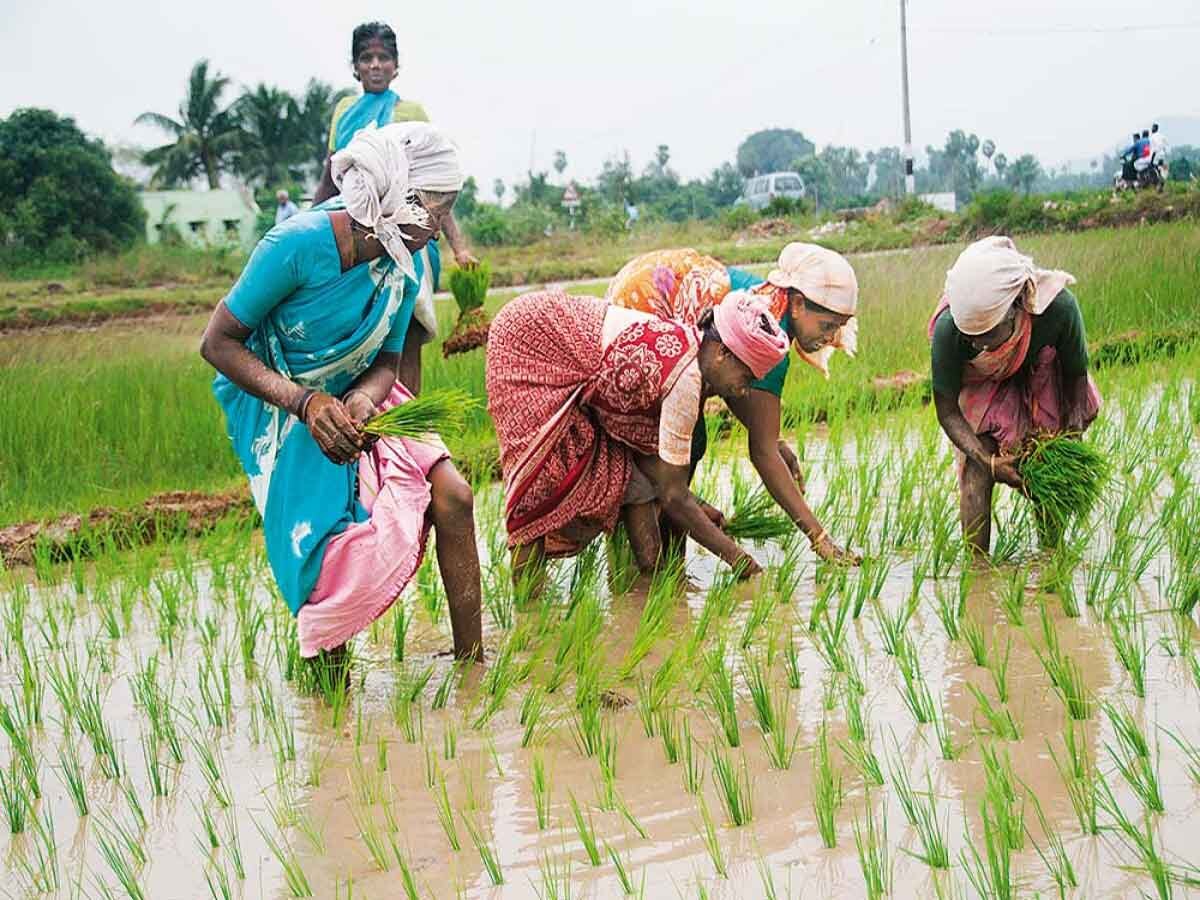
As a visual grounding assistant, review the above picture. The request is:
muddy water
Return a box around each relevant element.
[2,391,1198,899]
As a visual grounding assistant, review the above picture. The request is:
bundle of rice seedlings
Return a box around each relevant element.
[1016,433,1110,541]
[724,487,792,541]
[442,263,492,357]
[362,389,478,439]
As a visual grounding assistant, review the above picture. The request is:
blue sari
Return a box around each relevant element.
[213,203,422,613]
[329,91,442,297]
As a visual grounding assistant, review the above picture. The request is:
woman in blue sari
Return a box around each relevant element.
[313,22,477,391]
[201,123,482,663]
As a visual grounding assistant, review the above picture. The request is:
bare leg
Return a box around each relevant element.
[428,460,483,661]
[622,502,662,573]
[511,538,547,606]
[398,322,426,395]
[961,434,998,557]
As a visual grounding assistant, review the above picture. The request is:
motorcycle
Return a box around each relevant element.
[1113,157,1165,192]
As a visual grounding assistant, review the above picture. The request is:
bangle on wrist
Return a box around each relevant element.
[297,389,316,422]
[808,528,828,549]
[343,388,374,408]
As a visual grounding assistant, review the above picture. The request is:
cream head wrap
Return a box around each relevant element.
[766,242,859,377]
[945,236,1075,336]
[330,122,463,282]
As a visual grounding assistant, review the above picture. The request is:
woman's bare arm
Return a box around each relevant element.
[312,157,338,205]
[200,301,308,415]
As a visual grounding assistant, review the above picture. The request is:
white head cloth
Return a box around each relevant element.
[766,242,859,378]
[330,122,463,281]
[945,236,1075,336]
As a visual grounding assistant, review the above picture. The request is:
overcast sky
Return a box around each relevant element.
[4,0,1198,192]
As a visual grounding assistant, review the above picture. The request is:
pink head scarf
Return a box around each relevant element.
[711,291,789,378]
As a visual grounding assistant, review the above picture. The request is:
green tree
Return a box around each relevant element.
[234,84,303,188]
[736,129,815,177]
[136,60,241,188]
[794,155,834,209]
[0,108,145,262]
[552,150,567,178]
[993,153,1009,181]
[925,130,982,202]
[455,175,480,219]
[295,79,353,176]
[596,152,634,204]
[818,145,869,205]
[493,178,505,202]
[1005,154,1042,194]
[703,162,744,207]
[867,146,905,198]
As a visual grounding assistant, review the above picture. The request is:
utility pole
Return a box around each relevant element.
[900,0,915,195]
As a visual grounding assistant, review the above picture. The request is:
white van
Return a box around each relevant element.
[738,172,806,211]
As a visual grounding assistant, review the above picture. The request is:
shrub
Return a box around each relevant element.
[720,205,758,231]
[0,108,146,265]
[466,205,510,247]
[763,196,808,217]
[959,189,1051,236]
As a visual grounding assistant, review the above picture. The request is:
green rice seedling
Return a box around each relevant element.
[1094,777,1172,900]
[0,758,30,834]
[812,721,843,848]
[121,778,146,832]
[851,556,890,619]
[932,582,962,641]
[597,724,619,810]
[204,863,233,900]
[988,635,1013,704]
[1110,615,1149,698]
[1105,701,1150,758]
[55,728,89,816]
[999,566,1028,627]
[783,633,802,689]
[619,566,680,677]
[141,730,170,797]
[657,708,681,763]
[568,790,602,866]
[194,796,221,850]
[764,687,801,771]
[813,592,852,673]
[710,746,754,826]
[930,701,960,761]
[1106,720,1164,814]
[980,743,1024,851]
[1018,433,1111,541]
[961,613,989,667]
[570,694,605,757]
[969,684,1021,741]
[1025,790,1077,896]
[521,685,547,748]
[808,564,846,631]
[839,729,884,788]
[703,643,741,748]
[960,798,1014,900]
[362,388,477,438]
[534,851,573,900]
[896,651,938,726]
[874,594,915,658]
[604,840,644,896]
[0,700,40,800]
[254,817,313,897]
[696,796,728,878]
[614,788,649,840]
[192,736,232,808]
[725,487,792,542]
[391,602,410,662]
[95,817,148,900]
[742,651,776,734]
[739,583,777,649]
[771,532,806,602]
[1043,545,1082,618]
[853,800,892,900]
[990,500,1030,565]
[1048,719,1099,835]
[14,806,59,895]
[531,752,551,830]
[1163,727,1200,786]
[605,524,640,597]
[905,772,952,869]
[681,720,705,794]
[755,853,788,900]
[351,799,391,871]
[76,679,121,779]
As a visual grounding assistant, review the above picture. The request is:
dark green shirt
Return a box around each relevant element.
[930,289,1089,399]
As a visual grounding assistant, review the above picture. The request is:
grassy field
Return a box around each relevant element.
[1,221,1198,527]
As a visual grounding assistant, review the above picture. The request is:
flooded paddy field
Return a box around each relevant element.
[2,360,1199,899]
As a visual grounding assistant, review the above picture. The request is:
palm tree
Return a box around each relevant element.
[295,79,354,177]
[234,84,303,188]
[136,59,241,189]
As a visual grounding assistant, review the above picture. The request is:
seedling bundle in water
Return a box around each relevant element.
[1017,433,1110,538]
[723,486,792,541]
[443,263,492,357]
[362,389,478,439]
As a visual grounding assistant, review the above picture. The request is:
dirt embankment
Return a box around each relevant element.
[0,488,253,567]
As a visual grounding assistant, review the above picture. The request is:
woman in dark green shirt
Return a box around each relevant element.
[929,237,1101,554]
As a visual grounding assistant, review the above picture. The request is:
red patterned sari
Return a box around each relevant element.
[486,291,699,555]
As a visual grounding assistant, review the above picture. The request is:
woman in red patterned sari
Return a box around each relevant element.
[486,289,789,592]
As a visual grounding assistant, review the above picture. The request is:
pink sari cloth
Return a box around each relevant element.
[297,382,448,658]
[927,298,1101,470]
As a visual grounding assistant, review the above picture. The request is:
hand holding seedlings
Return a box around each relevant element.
[304,392,365,464]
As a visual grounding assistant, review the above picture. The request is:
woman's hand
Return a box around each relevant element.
[730,550,762,580]
[453,247,480,268]
[304,392,364,464]
[698,499,727,531]
[811,532,861,566]
[343,389,381,451]
[991,454,1026,493]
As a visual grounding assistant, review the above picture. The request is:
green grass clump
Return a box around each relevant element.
[1017,433,1110,538]
[362,389,478,439]
[723,487,792,541]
